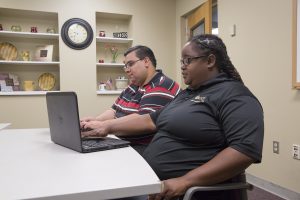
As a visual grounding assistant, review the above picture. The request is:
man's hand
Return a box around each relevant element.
[80,116,96,122]
[80,116,96,129]
[81,120,110,138]
[148,177,191,200]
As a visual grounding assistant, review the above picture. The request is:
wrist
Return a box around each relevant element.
[180,175,195,190]
[95,117,102,121]
[110,109,116,119]
[103,120,113,133]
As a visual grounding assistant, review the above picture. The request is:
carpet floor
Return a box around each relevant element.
[248,185,285,200]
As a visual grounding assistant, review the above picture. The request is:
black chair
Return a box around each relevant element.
[182,173,253,200]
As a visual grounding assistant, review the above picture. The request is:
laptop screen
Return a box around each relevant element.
[46,91,130,153]
[46,91,83,152]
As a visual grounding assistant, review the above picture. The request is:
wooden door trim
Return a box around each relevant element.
[292,0,300,88]
[187,0,212,34]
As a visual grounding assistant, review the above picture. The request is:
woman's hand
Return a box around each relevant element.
[148,177,191,200]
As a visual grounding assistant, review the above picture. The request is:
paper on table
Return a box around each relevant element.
[0,123,11,130]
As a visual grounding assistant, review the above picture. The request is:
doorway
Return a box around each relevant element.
[186,0,218,37]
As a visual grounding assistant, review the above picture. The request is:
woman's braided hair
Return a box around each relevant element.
[189,34,243,83]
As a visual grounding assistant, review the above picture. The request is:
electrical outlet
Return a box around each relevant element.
[273,141,279,154]
[292,144,300,160]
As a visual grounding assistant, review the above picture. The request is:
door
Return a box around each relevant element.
[187,0,218,37]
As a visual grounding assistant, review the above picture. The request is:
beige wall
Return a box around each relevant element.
[0,0,176,128]
[219,0,300,194]
[175,0,300,194]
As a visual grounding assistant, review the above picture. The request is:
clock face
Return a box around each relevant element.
[68,24,88,44]
[61,18,93,50]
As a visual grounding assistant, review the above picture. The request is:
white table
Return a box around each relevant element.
[0,129,161,200]
[0,123,11,130]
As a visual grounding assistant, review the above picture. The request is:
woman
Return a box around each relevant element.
[81,34,264,200]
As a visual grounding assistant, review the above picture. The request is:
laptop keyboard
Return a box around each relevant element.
[82,138,130,150]
[82,139,108,148]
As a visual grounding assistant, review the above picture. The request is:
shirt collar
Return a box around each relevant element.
[128,69,163,90]
[141,69,163,88]
[186,72,235,92]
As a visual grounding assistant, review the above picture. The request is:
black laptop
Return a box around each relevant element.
[46,91,130,153]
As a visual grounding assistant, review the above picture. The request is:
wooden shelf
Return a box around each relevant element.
[0,91,59,96]
[96,90,122,95]
[0,31,59,39]
[96,36,133,44]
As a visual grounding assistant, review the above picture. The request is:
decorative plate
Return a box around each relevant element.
[0,42,18,61]
[38,73,55,91]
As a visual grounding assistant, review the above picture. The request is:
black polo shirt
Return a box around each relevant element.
[143,73,264,180]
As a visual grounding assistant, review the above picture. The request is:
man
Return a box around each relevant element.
[81,45,181,153]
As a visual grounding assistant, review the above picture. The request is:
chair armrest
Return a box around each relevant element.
[182,182,253,200]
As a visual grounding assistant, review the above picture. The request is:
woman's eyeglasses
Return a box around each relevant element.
[197,38,215,47]
[124,59,142,70]
[180,55,206,66]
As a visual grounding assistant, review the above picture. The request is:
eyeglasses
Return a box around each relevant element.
[124,59,142,70]
[180,55,207,66]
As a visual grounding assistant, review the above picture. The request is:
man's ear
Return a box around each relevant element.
[207,54,216,70]
[144,57,150,68]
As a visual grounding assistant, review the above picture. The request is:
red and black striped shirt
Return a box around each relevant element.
[112,70,181,144]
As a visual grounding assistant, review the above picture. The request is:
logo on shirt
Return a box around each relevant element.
[191,95,206,103]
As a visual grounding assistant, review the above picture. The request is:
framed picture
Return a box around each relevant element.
[0,73,20,91]
[34,45,53,62]
[293,0,300,88]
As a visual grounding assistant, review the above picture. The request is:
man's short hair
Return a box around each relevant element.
[124,45,157,68]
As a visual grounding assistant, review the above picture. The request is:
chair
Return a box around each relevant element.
[182,172,253,200]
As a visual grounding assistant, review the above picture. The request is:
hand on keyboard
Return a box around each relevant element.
[80,127,93,132]
[81,128,105,139]
[80,120,109,138]
[80,127,97,139]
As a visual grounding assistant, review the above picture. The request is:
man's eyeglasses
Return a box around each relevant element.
[180,55,207,66]
[124,59,142,70]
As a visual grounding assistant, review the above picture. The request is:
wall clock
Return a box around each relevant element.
[61,18,93,50]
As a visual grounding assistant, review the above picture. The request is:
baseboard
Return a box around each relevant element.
[246,173,300,200]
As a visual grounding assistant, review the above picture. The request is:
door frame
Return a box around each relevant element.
[187,0,213,35]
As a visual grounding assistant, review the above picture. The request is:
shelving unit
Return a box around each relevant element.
[0,60,60,65]
[96,36,133,44]
[95,12,133,95]
[0,91,59,96]
[0,30,59,39]
[96,90,122,95]
[96,62,124,67]
[0,8,60,95]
